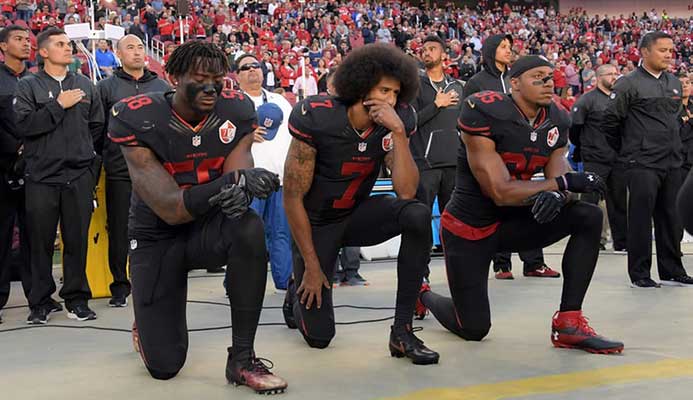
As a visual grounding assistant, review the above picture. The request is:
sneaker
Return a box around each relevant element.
[389,325,440,365]
[109,296,128,307]
[551,310,624,354]
[47,298,63,314]
[274,288,287,295]
[524,264,561,278]
[660,275,693,287]
[340,273,369,286]
[226,348,288,395]
[27,307,49,325]
[599,243,607,251]
[414,282,431,320]
[613,247,627,255]
[282,281,297,329]
[66,304,97,321]
[495,270,514,280]
[333,272,345,287]
[630,278,661,288]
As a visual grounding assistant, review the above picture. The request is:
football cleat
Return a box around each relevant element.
[389,325,439,365]
[226,348,288,395]
[495,270,514,280]
[524,264,561,278]
[414,282,431,320]
[551,310,624,354]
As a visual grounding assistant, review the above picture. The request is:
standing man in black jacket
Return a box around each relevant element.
[463,34,558,280]
[14,28,104,324]
[0,25,33,321]
[97,34,170,307]
[570,64,628,252]
[602,31,693,288]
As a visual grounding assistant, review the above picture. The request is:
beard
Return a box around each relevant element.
[424,59,441,70]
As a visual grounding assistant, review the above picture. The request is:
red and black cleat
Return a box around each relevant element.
[226,348,288,395]
[551,311,624,355]
[414,282,431,320]
[389,324,439,365]
[524,264,561,278]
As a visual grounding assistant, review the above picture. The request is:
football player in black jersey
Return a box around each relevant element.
[419,56,624,354]
[108,41,287,394]
[282,43,439,365]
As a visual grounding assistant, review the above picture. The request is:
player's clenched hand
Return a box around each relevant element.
[434,89,459,108]
[364,99,405,135]
[57,89,85,109]
[296,266,330,310]
[530,191,567,224]
[208,184,249,219]
[238,168,280,199]
[556,172,606,198]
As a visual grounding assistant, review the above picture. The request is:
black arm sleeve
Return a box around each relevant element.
[183,172,237,218]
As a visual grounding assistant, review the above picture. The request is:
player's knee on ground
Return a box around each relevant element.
[147,367,180,380]
[302,334,333,349]
[458,324,491,341]
[569,202,603,234]
[398,202,432,236]
[140,344,186,380]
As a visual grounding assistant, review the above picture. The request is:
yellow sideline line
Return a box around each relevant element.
[382,358,693,400]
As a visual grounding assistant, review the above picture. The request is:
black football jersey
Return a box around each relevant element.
[108,90,257,239]
[288,95,417,225]
[447,90,570,227]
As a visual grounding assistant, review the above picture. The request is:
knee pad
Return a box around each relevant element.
[398,201,432,234]
[303,335,332,349]
[147,368,179,380]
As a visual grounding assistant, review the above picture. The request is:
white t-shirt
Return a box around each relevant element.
[248,90,293,184]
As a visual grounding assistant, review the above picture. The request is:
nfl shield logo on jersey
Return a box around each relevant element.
[192,135,201,147]
[358,142,367,152]
[382,133,394,151]
[219,120,236,144]
[547,127,559,147]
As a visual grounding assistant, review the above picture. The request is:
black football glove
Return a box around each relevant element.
[238,168,280,199]
[209,184,250,220]
[555,172,606,198]
[530,191,567,224]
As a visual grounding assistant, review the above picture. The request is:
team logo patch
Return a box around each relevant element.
[219,120,236,144]
[382,133,393,151]
[358,142,367,152]
[130,239,138,250]
[192,135,201,147]
[547,127,559,147]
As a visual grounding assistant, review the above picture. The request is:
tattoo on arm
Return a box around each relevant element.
[122,146,193,225]
[283,139,316,198]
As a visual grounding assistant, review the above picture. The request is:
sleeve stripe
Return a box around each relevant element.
[108,133,137,143]
[288,123,313,140]
[458,121,492,132]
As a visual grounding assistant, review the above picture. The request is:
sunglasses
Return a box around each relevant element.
[239,62,261,71]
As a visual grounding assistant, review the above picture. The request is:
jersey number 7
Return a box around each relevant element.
[333,161,375,209]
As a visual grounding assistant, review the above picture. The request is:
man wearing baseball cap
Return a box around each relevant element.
[236,53,294,292]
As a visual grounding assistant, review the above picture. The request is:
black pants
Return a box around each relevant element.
[416,167,456,212]
[0,177,31,309]
[423,202,602,341]
[130,210,267,379]
[105,179,132,298]
[625,168,687,282]
[291,195,431,348]
[583,161,628,250]
[25,171,94,308]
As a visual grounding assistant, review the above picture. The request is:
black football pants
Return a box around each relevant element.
[422,201,602,341]
[0,177,30,310]
[625,168,687,282]
[129,210,267,380]
[582,161,628,250]
[105,178,131,298]
[24,171,94,308]
[290,195,431,348]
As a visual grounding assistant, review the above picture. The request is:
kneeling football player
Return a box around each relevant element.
[419,56,624,354]
[282,43,439,365]
[108,41,287,393]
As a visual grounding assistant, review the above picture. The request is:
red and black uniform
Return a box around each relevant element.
[286,96,432,348]
[108,91,267,379]
[423,91,604,341]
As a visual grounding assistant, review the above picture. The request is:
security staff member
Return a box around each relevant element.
[14,28,104,324]
[463,34,557,279]
[97,34,169,307]
[570,64,628,252]
[411,35,462,215]
[0,25,33,319]
[602,31,693,288]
